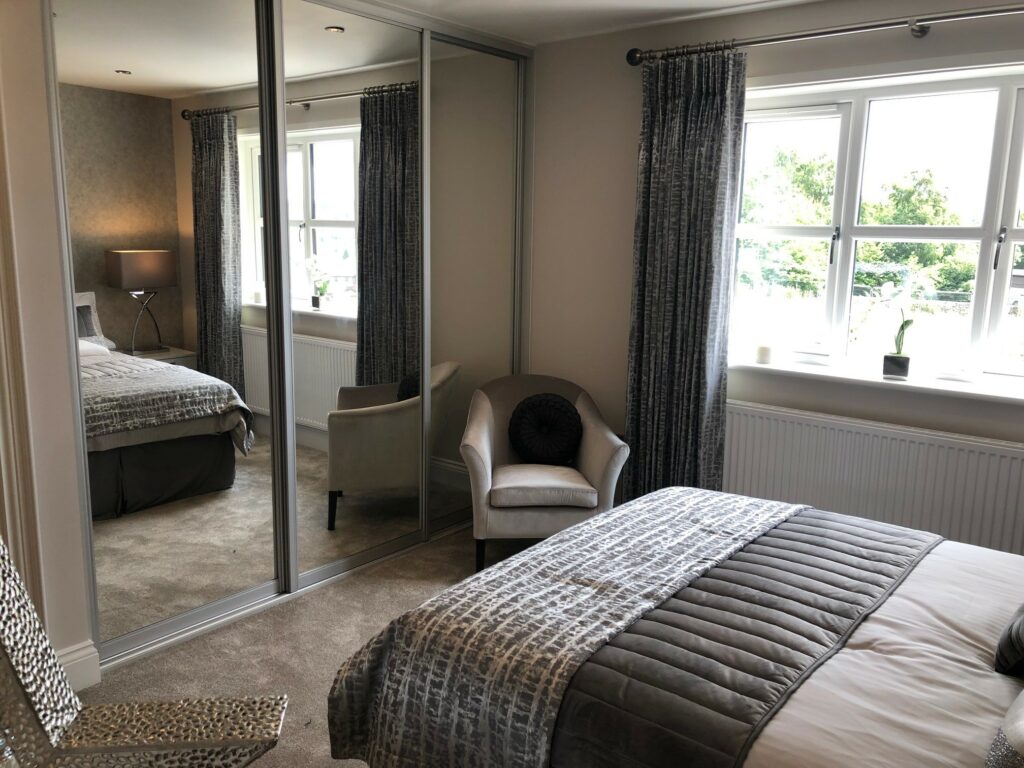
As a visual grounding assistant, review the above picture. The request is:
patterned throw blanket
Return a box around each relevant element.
[327,488,805,767]
[80,353,254,454]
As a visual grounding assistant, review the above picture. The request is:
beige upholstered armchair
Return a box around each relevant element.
[327,361,460,529]
[460,374,629,571]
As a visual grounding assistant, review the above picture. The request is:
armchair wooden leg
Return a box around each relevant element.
[328,491,340,531]
[475,539,486,572]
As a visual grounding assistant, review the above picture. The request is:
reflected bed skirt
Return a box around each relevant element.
[88,433,236,520]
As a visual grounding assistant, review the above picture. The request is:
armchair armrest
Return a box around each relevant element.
[575,392,629,510]
[460,390,497,536]
[327,398,421,493]
[337,382,398,411]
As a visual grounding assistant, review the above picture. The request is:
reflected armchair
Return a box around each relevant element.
[0,536,286,767]
[460,374,629,571]
[327,361,461,530]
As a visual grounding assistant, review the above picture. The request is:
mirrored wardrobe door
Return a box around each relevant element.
[54,0,278,644]
[428,40,519,531]
[279,1,424,579]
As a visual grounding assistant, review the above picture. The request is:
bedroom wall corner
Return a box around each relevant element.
[0,0,100,690]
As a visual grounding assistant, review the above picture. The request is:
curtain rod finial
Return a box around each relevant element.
[909,20,930,38]
[181,109,193,120]
[626,48,644,66]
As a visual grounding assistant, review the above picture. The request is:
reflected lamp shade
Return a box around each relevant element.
[105,250,178,291]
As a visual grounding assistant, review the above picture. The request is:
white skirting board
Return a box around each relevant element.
[58,640,101,690]
[724,400,1024,554]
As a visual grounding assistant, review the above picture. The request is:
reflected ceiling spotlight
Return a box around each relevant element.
[324,25,345,33]
[114,69,132,75]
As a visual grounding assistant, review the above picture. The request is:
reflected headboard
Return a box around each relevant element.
[72,292,116,349]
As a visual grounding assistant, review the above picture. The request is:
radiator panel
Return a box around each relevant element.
[241,325,357,431]
[724,401,1024,554]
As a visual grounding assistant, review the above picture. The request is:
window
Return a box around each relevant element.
[239,128,360,317]
[733,74,1024,381]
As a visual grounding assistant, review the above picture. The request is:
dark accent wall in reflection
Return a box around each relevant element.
[59,83,183,349]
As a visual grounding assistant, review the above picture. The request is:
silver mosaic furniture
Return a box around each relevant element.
[0,536,286,767]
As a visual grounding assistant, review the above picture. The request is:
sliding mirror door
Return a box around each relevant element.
[54,0,279,645]
[428,40,518,531]
[278,1,424,579]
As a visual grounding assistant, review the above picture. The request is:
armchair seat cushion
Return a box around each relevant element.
[489,464,598,509]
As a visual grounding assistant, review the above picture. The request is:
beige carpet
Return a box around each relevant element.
[80,531,530,767]
[93,440,471,640]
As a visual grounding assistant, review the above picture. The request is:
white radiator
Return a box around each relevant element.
[724,401,1024,554]
[241,325,356,431]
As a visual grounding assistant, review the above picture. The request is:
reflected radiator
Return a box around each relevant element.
[724,401,1024,554]
[241,325,357,431]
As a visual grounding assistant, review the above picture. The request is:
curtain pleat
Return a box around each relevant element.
[623,51,747,499]
[356,85,421,386]
[190,110,245,398]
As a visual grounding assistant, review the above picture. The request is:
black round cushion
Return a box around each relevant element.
[508,393,583,466]
[396,371,420,402]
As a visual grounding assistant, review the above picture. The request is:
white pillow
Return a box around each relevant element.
[78,339,111,357]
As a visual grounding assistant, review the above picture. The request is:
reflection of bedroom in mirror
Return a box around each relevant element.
[55,0,274,643]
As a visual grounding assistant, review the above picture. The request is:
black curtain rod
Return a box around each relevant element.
[180,80,418,120]
[626,3,1024,65]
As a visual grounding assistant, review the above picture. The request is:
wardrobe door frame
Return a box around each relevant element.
[46,0,530,668]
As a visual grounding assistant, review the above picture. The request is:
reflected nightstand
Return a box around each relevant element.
[130,346,197,369]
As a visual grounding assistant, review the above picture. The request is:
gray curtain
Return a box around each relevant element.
[356,83,421,386]
[190,109,244,398]
[623,50,747,499]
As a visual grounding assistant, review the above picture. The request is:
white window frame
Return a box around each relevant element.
[736,71,1024,381]
[238,126,360,318]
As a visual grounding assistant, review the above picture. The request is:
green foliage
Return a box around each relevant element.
[934,259,976,297]
[740,155,972,300]
[894,310,913,356]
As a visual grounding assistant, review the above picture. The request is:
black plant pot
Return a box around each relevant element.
[311,295,320,310]
[882,354,910,380]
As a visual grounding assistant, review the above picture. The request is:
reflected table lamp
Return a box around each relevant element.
[105,249,178,355]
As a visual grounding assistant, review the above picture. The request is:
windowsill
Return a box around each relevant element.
[729,358,1024,406]
[243,301,355,321]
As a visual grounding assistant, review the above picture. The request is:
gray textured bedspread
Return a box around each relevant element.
[328,488,804,767]
[80,353,254,454]
[550,508,941,768]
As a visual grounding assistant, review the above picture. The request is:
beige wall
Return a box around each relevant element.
[528,0,1024,441]
[59,84,183,350]
[430,48,518,462]
[0,1,99,687]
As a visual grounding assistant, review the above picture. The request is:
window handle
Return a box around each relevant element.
[994,225,1008,270]
[298,222,305,243]
[829,226,840,265]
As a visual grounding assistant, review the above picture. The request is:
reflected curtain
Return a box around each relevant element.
[190,109,244,398]
[356,83,421,386]
[623,50,747,499]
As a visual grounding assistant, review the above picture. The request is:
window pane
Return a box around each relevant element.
[859,91,997,227]
[740,116,841,226]
[287,149,304,221]
[311,139,356,221]
[290,224,310,300]
[990,245,1024,373]
[313,226,357,317]
[848,240,979,365]
[732,238,831,354]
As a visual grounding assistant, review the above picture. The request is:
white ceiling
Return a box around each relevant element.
[376,0,821,45]
[54,0,420,98]
[53,0,821,98]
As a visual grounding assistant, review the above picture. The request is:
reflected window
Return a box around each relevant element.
[239,128,359,316]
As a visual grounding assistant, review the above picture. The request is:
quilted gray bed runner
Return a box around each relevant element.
[328,488,804,767]
[550,508,942,768]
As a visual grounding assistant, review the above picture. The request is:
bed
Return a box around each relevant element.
[74,293,254,520]
[327,486,1024,767]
